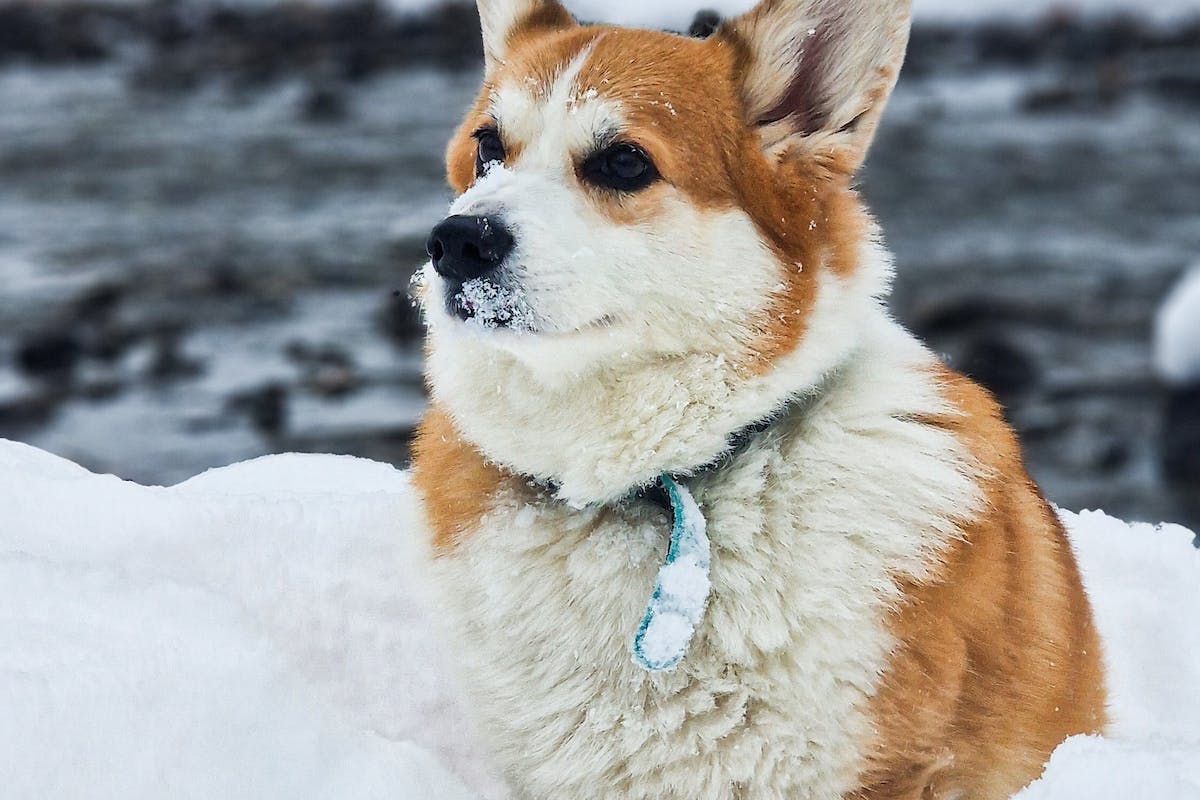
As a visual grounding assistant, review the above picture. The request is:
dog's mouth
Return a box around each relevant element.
[445,277,536,332]
[442,275,619,338]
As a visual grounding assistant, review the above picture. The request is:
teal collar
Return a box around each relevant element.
[632,474,711,672]
[523,390,820,672]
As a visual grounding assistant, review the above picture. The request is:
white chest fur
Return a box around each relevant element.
[426,327,983,800]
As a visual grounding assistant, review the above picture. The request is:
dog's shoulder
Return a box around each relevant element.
[412,405,511,555]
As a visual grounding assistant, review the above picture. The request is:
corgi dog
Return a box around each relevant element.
[410,0,1107,797]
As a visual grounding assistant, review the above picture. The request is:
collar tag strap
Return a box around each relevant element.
[631,475,712,672]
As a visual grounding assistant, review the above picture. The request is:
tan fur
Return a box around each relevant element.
[853,367,1106,799]
[412,406,508,555]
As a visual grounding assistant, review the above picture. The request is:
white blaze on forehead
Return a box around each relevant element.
[489,41,623,170]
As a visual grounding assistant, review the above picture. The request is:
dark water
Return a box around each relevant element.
[1,20,1198,527]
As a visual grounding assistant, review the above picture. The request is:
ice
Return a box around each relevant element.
[1154,264,1200,387]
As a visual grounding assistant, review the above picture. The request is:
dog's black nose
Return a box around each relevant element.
[426,215,514,282]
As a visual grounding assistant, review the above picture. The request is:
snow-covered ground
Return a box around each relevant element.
[0,441,505,800]
[1,440,1197,798]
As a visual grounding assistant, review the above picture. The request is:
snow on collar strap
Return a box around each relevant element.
[632,474,711,672]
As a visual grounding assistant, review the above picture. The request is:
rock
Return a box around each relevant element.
[71,283,124,322]
[147,328,204,382]
[1162,386,1200,484]
[912,294,1060,340]
[16,332,82,380]
[1152,74,1200,108]
[285,341,360,398]
[0,390,62,430]
[0,2,111,64]
[959,334,1040,404]
[300,81,349,123]
[377,292,425,346]
[688,10,722,39]
[228,383,289,437]
[1022,62,1129,113]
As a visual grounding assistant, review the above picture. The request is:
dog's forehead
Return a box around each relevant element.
[489,38,618,157]
[489,28,739,153]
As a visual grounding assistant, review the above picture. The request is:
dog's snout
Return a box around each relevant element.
[427,215,514,282]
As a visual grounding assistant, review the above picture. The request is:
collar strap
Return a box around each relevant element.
[515,387,825,672]
[630,406,789,511]
[532,391,811,512]
[632,475,710,672]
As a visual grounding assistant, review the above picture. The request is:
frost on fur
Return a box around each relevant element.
[632,476,712,672]
[455,277,535,332]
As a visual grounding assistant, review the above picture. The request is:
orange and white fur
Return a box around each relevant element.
[410,1,1107,797]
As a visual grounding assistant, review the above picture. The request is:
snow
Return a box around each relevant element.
[0,441,502,800]
[456,276,536,332]
[632,475,712,672]
[1155,264,1200,387]
[1013,508,1200,799]
[1,440,1198,797]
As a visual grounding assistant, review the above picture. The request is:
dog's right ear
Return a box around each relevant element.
[477,0,575,70]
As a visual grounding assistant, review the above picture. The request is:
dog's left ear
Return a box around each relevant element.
[477,0,575,70]
[717,0,911,172]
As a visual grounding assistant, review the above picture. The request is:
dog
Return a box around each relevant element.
[410,1,1108,797]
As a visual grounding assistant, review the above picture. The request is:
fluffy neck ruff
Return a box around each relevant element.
[425,255,891,508]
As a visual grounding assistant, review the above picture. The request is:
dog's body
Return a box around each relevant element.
[411,1,1106,797]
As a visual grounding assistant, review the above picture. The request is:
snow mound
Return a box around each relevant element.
[1155,264,1200,387]
[0,441,501,800]
[1,440,1197,798]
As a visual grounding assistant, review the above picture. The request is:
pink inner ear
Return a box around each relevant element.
[756,29,831,134]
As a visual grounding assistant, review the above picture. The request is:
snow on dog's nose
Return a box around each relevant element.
[427,214,514,283]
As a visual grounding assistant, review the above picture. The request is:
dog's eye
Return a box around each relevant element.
[581,143,659,192]
[474,129,506,177]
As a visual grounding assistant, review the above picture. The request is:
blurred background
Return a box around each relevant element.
[1,0,1198,527]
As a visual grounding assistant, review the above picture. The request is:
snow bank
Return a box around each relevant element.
[1,440,1198,798]
[1155,264,1200,387]
[0,441,501,800]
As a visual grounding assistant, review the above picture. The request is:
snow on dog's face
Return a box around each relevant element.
[420,0,911,378]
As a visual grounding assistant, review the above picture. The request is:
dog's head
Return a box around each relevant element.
[418,0,911,500]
